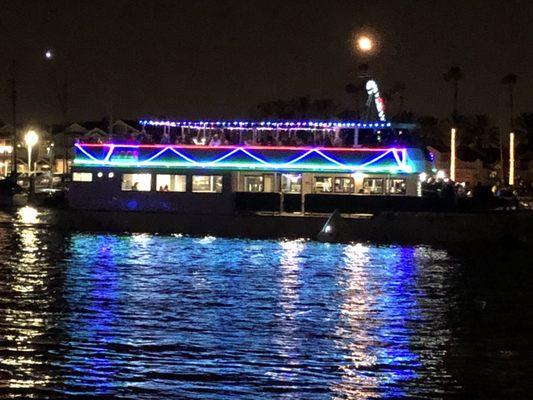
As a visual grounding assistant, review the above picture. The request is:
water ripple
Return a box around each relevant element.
[1,211,530,398]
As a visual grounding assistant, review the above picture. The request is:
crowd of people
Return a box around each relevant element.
[81,128,350,147]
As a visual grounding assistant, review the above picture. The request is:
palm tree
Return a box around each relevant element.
[500,73,518,182]
[443,67,464,124]
[345,82,365,119]
[501,73,518,126]
[383,81,406,117]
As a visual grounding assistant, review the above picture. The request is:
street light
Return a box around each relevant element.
[25,130,39,176]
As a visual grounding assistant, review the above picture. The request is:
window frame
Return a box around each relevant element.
[362,177,384,195]
[243,175,264,192]
[314,176,333,193]
[387,178,407,195]
[333,177,354,194]
[155,174,187,193]
[191,175,223,193]
[121,173,152,192]
[72,172,93,182]
[281,174,302,194]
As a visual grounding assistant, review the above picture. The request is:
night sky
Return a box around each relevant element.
[1,0,533,124]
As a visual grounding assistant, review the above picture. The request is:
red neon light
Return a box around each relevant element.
[76,143,405,152]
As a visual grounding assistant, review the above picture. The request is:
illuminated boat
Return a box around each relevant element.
[69,119,428,216]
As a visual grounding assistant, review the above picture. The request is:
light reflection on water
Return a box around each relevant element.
[1,215,515,398]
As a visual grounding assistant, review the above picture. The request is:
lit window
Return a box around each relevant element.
[362,178,383,194]
[192,175,223,193]
[72,172,93,182]
[121,173,151,191]
[156,174,186,192]
[243,176,263,192]
[314,177,333,193]
[334,177,354,193]
[388,178,406,195]
[281,174,301,193]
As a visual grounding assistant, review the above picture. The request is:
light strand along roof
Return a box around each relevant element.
[140,119,392,130]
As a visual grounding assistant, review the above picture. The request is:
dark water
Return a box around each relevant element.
[0,208,532,399]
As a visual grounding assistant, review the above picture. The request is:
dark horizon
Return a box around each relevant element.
[1,0,533,125]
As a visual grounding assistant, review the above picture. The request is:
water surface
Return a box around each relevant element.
[0,209,531,398]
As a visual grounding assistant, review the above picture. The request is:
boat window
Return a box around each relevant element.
[244,175,263,192]
[334,177,354,193]
[121,173,152,191]
[156,174,186,192]
[314,177,333,193]
[281,174,301,193]
[192,175,223,193]
[362,178,383,194]
[72,172,93,182]
[388,178,406,195]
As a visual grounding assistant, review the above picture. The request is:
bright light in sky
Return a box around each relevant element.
[357,35,373,52]
[44,49,54,59]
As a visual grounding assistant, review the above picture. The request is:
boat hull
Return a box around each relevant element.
[56,209,533,246]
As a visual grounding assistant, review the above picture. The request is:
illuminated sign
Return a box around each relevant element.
[365,80,386,122]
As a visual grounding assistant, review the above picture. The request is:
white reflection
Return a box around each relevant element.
[332,243,379,399]
[266,239,306,383]
[1,226,52,390]
[17,206,39,224]
[197,235,216,244]
[279,239,305,318]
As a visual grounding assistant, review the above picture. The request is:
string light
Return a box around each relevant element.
[138,119,392,129]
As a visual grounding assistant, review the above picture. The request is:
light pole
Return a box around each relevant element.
[25,130,39,176]
[450,128,456,181]
[44,48,69,174]
[509,132,515,186]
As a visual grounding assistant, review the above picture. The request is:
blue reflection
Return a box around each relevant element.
[64,235,123,395]
[55,234,452,398]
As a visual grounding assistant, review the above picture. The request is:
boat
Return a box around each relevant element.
[0,176,28,207]
[68,119,428,220]
[60,119,533,245]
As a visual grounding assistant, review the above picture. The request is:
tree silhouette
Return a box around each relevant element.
[443,66,464,124]
[499,73,518,182]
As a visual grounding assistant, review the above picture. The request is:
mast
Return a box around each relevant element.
[10,59,17,175]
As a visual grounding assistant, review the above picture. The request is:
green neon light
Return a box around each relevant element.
[74,159,412,173]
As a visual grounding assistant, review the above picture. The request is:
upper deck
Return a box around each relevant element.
[74,118,425,174]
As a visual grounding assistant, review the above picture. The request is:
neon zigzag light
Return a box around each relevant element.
[74,144,413,173]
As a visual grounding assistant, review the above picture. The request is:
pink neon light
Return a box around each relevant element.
[77,143,405,153]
